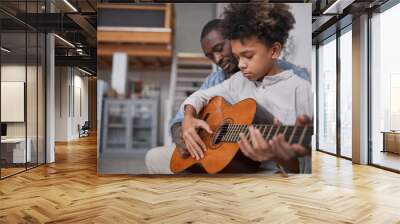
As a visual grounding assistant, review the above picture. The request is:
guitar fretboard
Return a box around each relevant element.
[214,124,313,146]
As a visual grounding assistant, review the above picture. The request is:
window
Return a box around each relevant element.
[312,45,317,150]
[339,27,352,158]
[370,2,400,171]
[390,74,400,130]
[317,35,337,154]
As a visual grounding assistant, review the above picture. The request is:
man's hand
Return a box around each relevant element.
[182,105,212,160]
[171,122,190,158]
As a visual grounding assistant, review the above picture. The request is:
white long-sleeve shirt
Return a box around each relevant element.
[180,69,313,124]
[180,69,314,174]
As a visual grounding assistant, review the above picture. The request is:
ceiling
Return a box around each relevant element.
[311,0,390,43]
[0,0,96,14]
[0,0,97,74]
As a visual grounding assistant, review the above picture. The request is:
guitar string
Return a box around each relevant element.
[217,124,312,144]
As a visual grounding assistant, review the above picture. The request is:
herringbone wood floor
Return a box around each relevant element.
[1,135,400,223]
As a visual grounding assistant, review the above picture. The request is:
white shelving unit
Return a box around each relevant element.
[101,98,158,156]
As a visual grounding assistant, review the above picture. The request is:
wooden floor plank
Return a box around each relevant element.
[0,135,399,223]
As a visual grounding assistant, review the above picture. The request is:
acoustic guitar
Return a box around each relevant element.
[170,96,313,174]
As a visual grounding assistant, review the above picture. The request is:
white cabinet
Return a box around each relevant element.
[101,98,158,156]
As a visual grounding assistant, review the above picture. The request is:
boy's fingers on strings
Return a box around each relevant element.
[186,139,200,160]
[239,133,256,159]
[185,134,202,160]
[275,135,295,161]
[249,126,261,150]
[238,138,248,158]
[190,130,207,152]
[239,133,251,151]
[270,135,289,161]
[238,135,247,157]
[254,129,275,161]
[185,140,197,159]
[190,136,204,159]
[184,125,205,154]
[282,135,297,158]
[254,128,269,149]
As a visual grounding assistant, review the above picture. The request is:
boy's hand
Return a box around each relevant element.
[182,107,213,160]
[238,126,274,161]
[171,123,190,158]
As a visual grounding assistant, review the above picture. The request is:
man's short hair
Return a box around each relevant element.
[200,19,223,40]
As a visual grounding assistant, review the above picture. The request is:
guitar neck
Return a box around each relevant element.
[216,124,313,146]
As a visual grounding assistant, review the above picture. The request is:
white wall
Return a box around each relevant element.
[55,67,69,141]
[174,3,217,54]
[1,65,26,81]
[1,66,25,126]
[1,64,46,164]
[72,73,89,138]
[285,3,312,73]
[1,65,31,137]
[55,67,89,141]
[1,65,25,139]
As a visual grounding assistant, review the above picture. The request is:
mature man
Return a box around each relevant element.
[145,19,310,174]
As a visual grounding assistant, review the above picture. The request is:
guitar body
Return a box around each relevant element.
[170,96,274,174]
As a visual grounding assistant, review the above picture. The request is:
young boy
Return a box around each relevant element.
[181,2,313,173]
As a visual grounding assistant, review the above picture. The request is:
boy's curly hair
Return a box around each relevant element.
[221,2,295,46]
